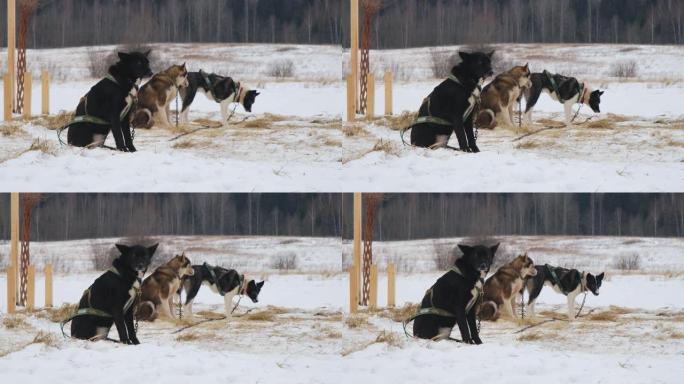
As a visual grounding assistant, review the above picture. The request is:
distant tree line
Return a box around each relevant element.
[0,0,344,48]
[342,194,684,240]
[0,193,343,241]
[342,0,684,48]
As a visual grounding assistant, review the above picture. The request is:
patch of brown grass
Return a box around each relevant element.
[32,331,60,347]
[376,303,420,323]
[175,332,202,342]
[3,316,30,329]
[586,119,615,129]
[35,304,78,323]
[373,330,403,347]
[172,140,200,149]
[383,112,416,131]
[343,124,368,137]
[241,113,287,128]
[196,310,225,318]
[345,315,370,329]
[24,138,57,155]
[322,138,341,147]
[370,139,400,156]
[0,123,21,136]
[39,112,74,130]
[243,308,280,322]
[515,140,542,149]
[517,332,543,341]
[587,311,618,322]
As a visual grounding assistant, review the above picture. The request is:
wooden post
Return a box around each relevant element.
[346,74,354,122]
[10,192,19,304]
[369,264,378,310]
[387,263,396,307]
[3,73,11,121]
[45,264,53,307]
[353,192,362,304]
[7,266,16,314]
[384,71,393,116]
[41,71,49,115]
[350,0,359,114]
[22,72,31,119]
[348,265,358,314]
[27,265,35,310]
[8,0,16,112]
[366,74,375,120]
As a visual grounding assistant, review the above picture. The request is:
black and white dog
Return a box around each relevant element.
[71,243,158,344]
[179,263,265,317]
[179,70,260,124]
[412,243,498,344]
[523,264,604,321]
[410,51,494,152]
[67,51,153,151]
[523,71,604,126]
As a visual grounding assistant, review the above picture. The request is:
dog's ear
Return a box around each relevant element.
[115,243,130,254]
[255,91,261,96]
[487,51,495,59]
[524,63,529,71]
[143,50,152,58]
[490,242,500,254]
[181,62,186,70]
[599,90,605,96]
[457,244,473,254]
[458,51,471,61]
[117,52,131,61]
[147,243,159,256]
[597,272,605,281]
[257,281,265,288]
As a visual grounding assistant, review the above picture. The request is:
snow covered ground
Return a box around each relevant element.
[1,235,683,382]
[341,44,684,192]
[0,44,342,192]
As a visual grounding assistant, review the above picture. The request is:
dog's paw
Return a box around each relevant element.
[121,338,135,345]
[127,145,137,153]
[130,337,140,345]
[469,145,480,153]
[459,146,471,153]
[116,146,130,152]
[472,336,483,345]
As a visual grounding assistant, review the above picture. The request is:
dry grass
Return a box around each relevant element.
[0,123,21,136]
[376,303,420,323]
[322,138,341,147]
[373,330,403,347]
[586,119,614,129]
[370,139,400,156]
[383,112,416,131]
[241,113,287,128]
[242,307,289,322]
[32,331,60,347]
[172,140,201,149]
[38,112,74,130]
[587,311,619,322]
[345,314,370,329]
[3,316,30,329]
[343,124,368,137]
[515,140,543,149]
[517,332,543,342]
[196,310,225,318]
[24,138,57,155]
[175,332,202,342]
[34,304,79,323]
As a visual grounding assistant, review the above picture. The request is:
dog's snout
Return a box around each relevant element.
[479,263,488,271]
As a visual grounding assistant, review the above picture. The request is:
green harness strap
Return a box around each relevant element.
[546,264,570,296]
[544,70,584,105]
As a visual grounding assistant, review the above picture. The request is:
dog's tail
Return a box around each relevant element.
[131,109,153,129]
[134,300,157,322]
[475,109,497,129]
[477,300,499,321]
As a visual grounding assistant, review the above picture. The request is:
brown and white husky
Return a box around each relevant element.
[475,64,532,129]
[132,64,189,129]
[135,253,194,321]
[478,253,537,321]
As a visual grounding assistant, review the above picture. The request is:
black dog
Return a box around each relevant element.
[410,51,494,152]
[70,243,157,344]
[67,51,153,151]
[523,71,603,126]
[412,243,498,344]
[179,263,265,317]
[523,264,604,320]
[180,71,260,123]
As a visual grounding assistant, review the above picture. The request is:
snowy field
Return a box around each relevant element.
[1,235,683,382]
[0,44,342,192]
[341,44,684,192]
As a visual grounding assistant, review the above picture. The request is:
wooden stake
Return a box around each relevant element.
[27,265,35,310]
[8,0,16,112]
[384,71,393,116]
[22,72,31,119]
[41,71,49,115]
[7,266,16,314]
[45,264,53,307]
[387,263,396,307]
[10,192,19,303]
[350,0,359,113]
[3,73,11,121]
[366,74,375,120]
[349,265,358,314]
[353,192,362,304]
[346,74,354,122]
[369,264,378,310]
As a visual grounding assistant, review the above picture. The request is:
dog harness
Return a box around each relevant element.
[203,263,245,296]
[545,264,587,296]
[400,75,481,146]
[543,70,585,105]
[60,266,142,338]
[402,265,484,339]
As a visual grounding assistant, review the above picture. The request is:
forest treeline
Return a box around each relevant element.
[0,194,344,241]
[342,0,684,48]
[0,0,343,48]
[342,194,684,240]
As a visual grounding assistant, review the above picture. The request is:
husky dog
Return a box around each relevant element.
[67,51,152,151]
[523,71,604,126]
[179,70,260,124]
[131,64,189,129]
[409,51,494,152]
[179,263,265,318]
[478,254,537,321]
[523,264,605,321]
[70,243,157,344]
[475,64,532,129]
[412,243,498,344]
[136,253,194,321]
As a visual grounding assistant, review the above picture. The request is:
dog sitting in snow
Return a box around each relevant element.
[178,263,265,318]
[412,243,498,344]
[67,51,152,151]
[179,70,260,124]
[135,253,195,321]
[475,64,532,129]
[70,243,157,344]
[131,63,189,129]
[523,71,604,126]
[522,264,604,321]
[409,51,494,152]
[478,253,537,321]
